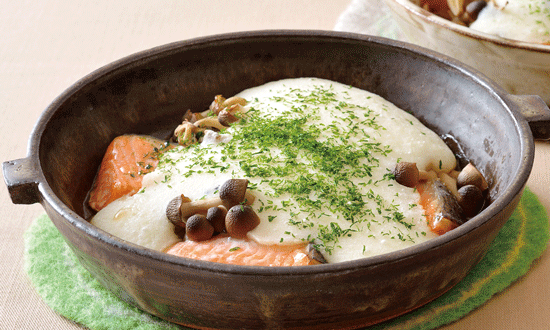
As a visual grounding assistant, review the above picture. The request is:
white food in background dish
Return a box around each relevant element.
[91,78,457,263]
[469,0,550,44]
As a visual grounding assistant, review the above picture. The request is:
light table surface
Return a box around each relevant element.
[1,1,549,329]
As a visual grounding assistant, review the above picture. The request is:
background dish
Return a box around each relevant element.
[383,0,550,105]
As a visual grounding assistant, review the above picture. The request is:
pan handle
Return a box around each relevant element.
[505,94,550,141]
[2,157,41,204]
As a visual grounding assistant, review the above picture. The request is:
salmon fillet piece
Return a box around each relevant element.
[88,135,168,212]
[417,180,463,235]
[166,235,317,267]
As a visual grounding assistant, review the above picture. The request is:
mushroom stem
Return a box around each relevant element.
[243,190,256,205]
[222,96,247,108]
[194,117,227,131]
[438,172,459,198]
[419,169,438,182]
[180,197,224,219]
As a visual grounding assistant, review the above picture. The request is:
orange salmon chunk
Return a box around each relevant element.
[166,235,316,267]
[88,135,169,211]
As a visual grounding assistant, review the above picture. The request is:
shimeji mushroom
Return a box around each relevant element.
[457,162,488,191]
[218,104,244,126]
[219,178,255,209]
[222,96,247,108]
[209,95,226,115]
[206,205,227,233]
[174,95,247,146]
[165,178,256,231]
[166,194,190,225]
[457,184,485,218]
[393,161,420,188]
[209,95,246,115]
[182,109,204,123]
[186,214,215,241]
[307,243,327,264]
[194,117,227,131]
[179,197,228,220]
[225,205,260,239]
[462,0,487,24]
[174,121,199,146]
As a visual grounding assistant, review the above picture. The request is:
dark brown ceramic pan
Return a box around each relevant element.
[4,30,550,329]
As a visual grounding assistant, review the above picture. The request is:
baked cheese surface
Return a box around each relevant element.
[91,78,456,263]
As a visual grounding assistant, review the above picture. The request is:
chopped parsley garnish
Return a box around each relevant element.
[155,82,428,255]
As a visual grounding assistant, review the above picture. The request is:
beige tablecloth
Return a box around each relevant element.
[1,1,549,329]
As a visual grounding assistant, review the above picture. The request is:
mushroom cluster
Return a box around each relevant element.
[173,95,247,147]
[166,178,260,241]
[412,0,491,26]
[393,160,488,230]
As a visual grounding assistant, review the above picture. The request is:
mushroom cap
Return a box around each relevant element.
[225,205,260,239]
[307,243,327,264]
[431,179,465,225]
[219,179,250,209]
[218,109,239,126]
[173,224,186,239]
[186,214,215,241]
[457,184,485,218]
[463,0,487,23]
[209,95,226,115]
[182,109,204,124]
[166,195,183,225]
[166,194,192,225]
[393,162,420,188]
[457,163,488,191]
[206,206,227,233]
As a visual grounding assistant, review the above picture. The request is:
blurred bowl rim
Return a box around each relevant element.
[388,0,550,53]
[31,29,534,277]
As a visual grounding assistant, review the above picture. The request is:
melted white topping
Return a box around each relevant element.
[91,78,456,263]
[470,0,550,44]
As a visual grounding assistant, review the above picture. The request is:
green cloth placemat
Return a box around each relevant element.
[24,188,549,330]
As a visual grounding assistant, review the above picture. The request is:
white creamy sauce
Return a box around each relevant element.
[469,0,550,44]
[91,78,456,263]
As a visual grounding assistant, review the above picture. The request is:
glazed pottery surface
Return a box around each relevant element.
[384,0,550,105]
